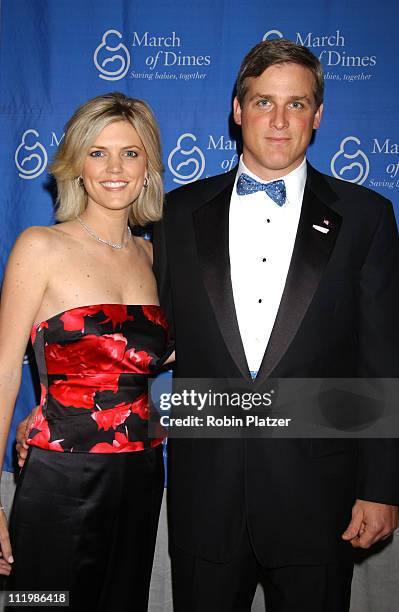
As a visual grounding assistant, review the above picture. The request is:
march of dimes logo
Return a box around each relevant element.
[262,27,377,83]
[94,28,211,82]
[168,133,238,185]
[168,134,206,184]
[331,135,399,192]
[15,130,64,181]
[15,129,48,180]
[331,136,369,185]
[94,29,130,81]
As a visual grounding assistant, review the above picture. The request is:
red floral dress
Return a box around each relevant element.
[27,304,170,453]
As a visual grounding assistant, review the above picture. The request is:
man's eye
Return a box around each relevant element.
[89,150,104,157]
[257,99,271,107]
[291,101,304,109]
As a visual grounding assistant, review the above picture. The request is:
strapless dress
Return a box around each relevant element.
[27,304,170,453]
[8,304,171,611]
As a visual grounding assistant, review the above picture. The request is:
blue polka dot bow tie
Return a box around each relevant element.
[236,173,286,206]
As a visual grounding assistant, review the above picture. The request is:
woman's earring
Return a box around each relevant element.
[76,175,84,187]
[143,177,148,188]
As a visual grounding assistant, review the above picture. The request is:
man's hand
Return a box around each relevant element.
[15,406,39,468]
[342,499,399,548]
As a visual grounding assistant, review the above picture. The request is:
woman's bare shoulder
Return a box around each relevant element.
[12,225,56,255]
[134,235,153,264]
[11,223,76,264]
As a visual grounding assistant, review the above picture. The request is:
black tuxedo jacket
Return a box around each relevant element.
[153,164,399,567]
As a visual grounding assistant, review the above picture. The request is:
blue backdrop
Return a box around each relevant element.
[1,0,398,470]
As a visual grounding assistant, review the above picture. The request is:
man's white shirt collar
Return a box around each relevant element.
[235,155,307,207]
[229,156,308,374]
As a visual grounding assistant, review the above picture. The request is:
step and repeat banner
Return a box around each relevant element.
[0,0,398,470]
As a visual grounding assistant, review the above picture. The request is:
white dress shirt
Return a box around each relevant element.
[229,156,307,373]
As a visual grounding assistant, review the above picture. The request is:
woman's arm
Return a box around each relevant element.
[0,227,50,573]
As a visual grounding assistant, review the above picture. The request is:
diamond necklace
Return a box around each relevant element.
[77,216,131,249]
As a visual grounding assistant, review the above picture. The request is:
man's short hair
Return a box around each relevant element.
[236,38,324,108]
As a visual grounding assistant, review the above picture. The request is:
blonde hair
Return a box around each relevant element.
[51,92,164,226]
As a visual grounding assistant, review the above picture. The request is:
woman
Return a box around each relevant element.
[0,92,172,610]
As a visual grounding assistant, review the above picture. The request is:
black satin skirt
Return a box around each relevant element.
[7,444,164,611]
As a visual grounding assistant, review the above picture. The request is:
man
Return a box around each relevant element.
[153,39,399,611]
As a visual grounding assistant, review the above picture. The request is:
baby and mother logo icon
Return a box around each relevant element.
[93,29,131,81]
[14,129,48,180]
[14,130,370,188]
[168,133,206,185]
[330,136,370,185]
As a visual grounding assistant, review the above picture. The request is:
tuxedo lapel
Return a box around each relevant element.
[256,167,342,384]
[192,178,251,380]
[191,166,342,384]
